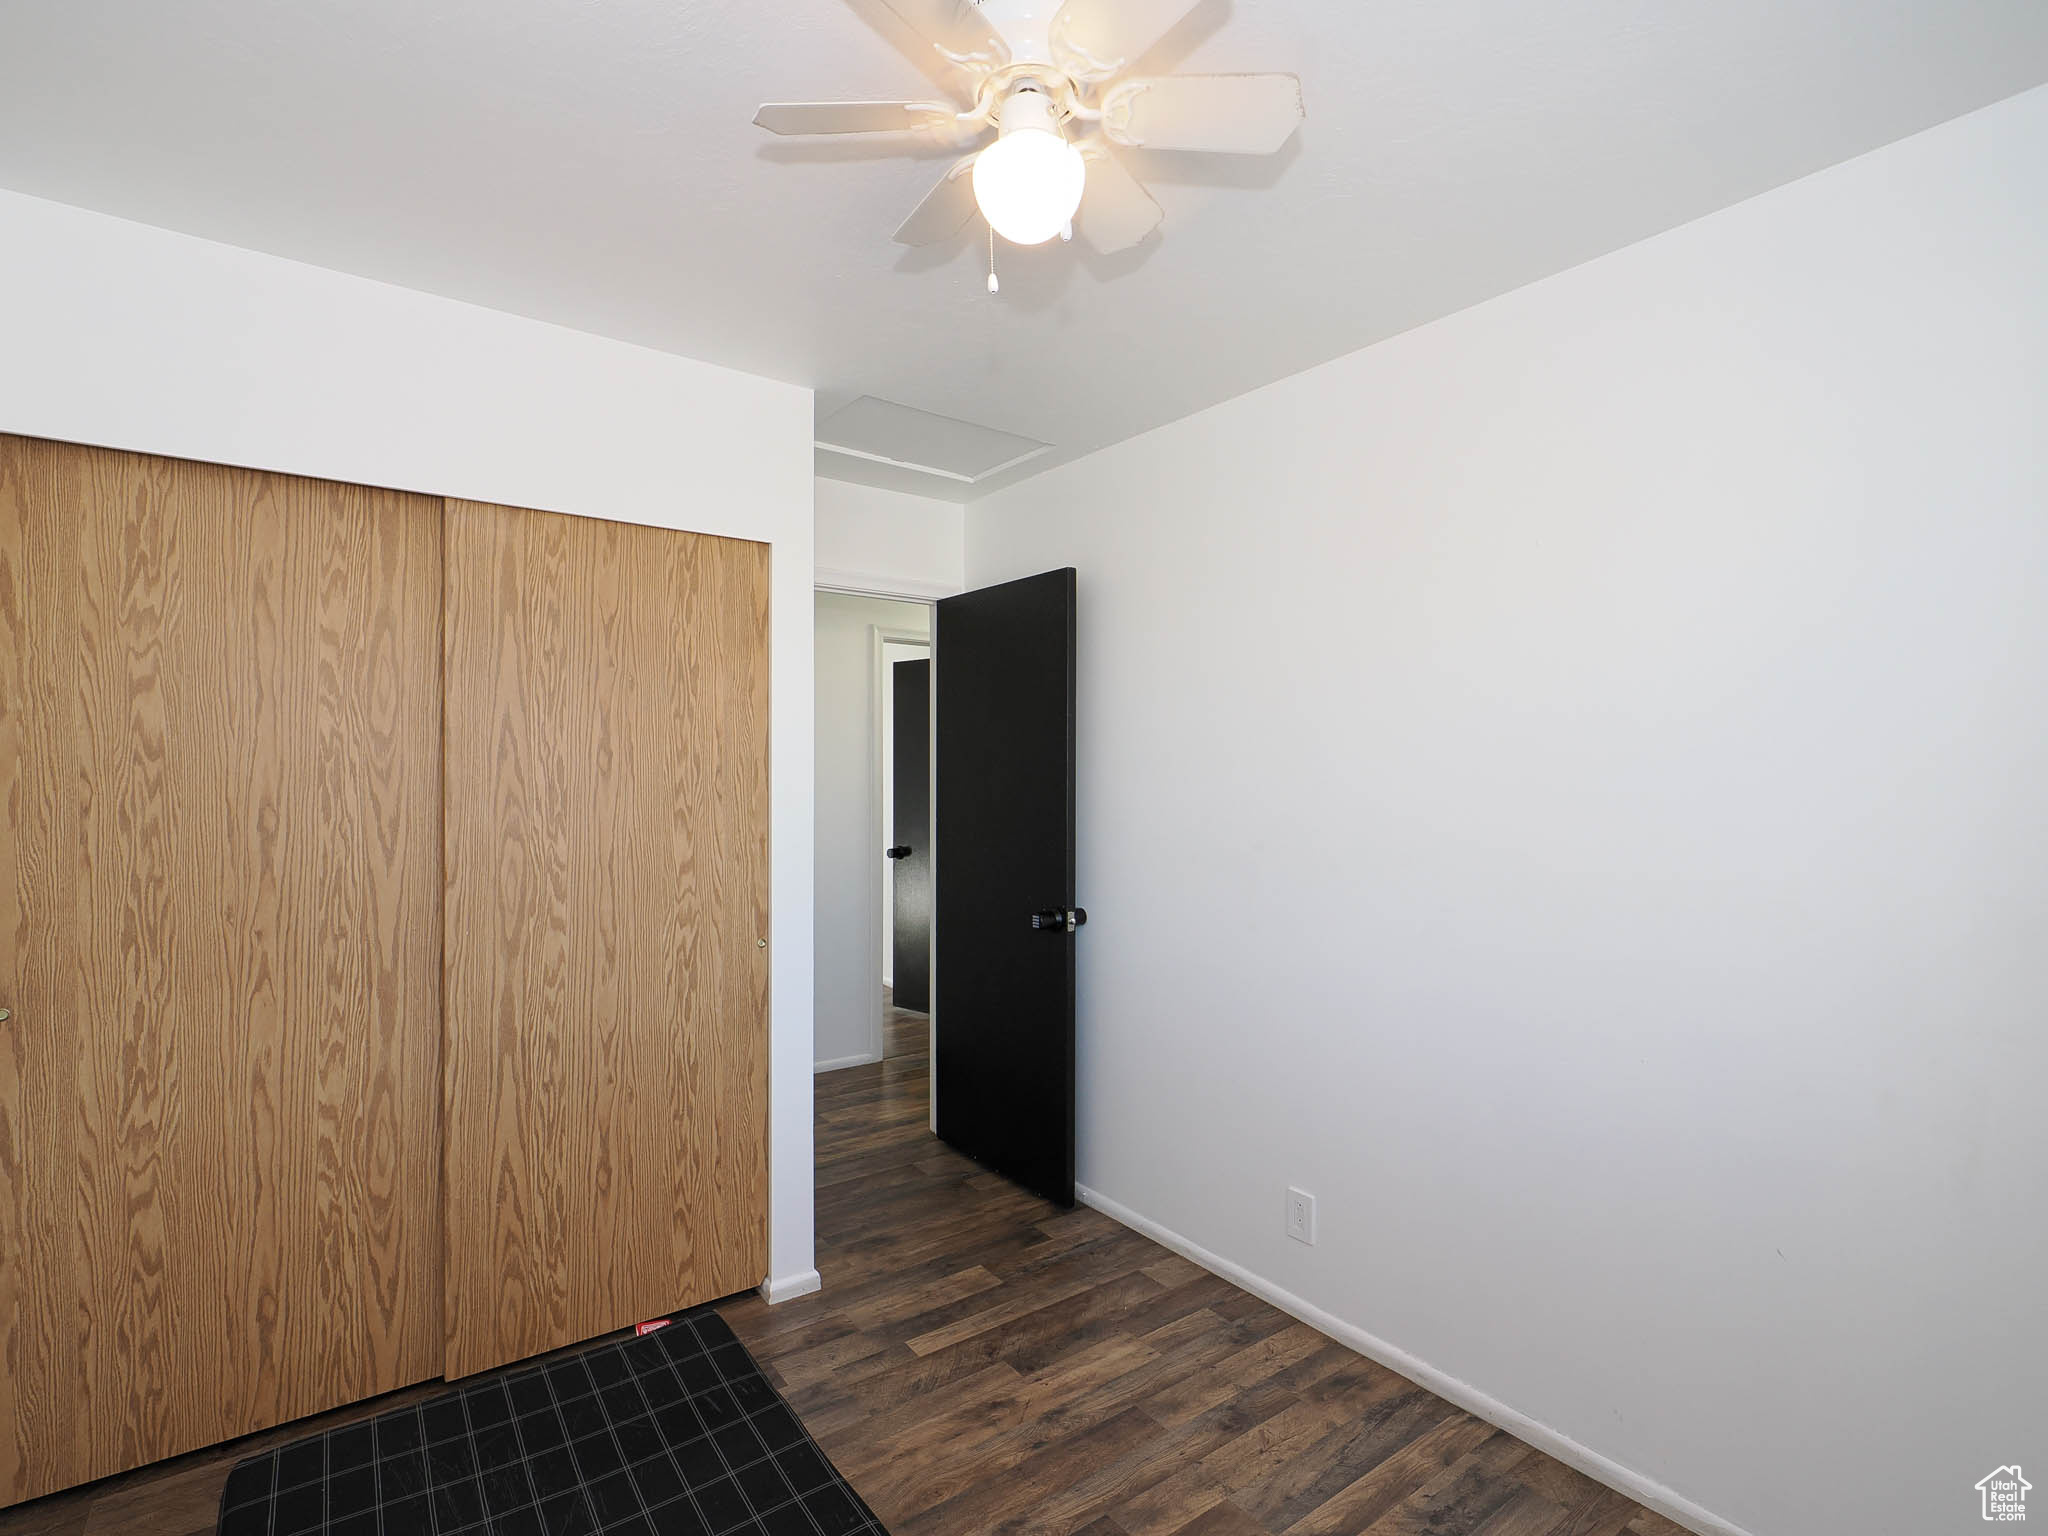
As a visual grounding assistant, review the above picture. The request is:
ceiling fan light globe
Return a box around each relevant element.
[973,128,1086,246]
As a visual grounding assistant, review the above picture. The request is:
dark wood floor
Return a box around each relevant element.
[718,1041,1684,1536]
[0,1025,1688,1536]
[882,986,927,1060]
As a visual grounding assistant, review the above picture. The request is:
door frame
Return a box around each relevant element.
[815,574,948,1125]
[870,624,932,1063]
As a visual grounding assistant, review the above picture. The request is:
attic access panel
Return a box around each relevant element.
[817,396,1051,484]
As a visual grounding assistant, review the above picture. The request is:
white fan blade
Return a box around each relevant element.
[875,0,1010,70]
[755,101,954,136]
[1103,74,1304,154]
[894,155,982,246]
[1077,148,1162,253]
[1048,0,1199,76]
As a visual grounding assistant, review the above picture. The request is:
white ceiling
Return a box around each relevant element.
[2,1,2045,501]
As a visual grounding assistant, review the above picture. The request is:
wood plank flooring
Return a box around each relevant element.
[0,1014,1689,1536]
[883,987,927,1060]
[721,1037,1684,1536]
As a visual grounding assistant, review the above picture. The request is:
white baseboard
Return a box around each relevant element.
[1075,1184,1750,1536]
[759,1269,822,1305]
[814,1052,879,1073]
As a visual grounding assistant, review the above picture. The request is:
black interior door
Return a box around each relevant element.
[890,657,932,1012]
[935,568,1079,1207]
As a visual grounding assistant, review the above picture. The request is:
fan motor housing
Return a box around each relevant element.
[996,82,1062,139]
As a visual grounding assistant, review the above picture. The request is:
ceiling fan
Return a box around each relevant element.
[755,0,1303,265]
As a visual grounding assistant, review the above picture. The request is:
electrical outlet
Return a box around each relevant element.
[1286,1187,1317,1246]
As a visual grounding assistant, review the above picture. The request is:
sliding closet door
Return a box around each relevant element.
[440,500,769,1378]
[0,436,445,1505]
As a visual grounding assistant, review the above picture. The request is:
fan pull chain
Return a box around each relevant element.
[987,224,1000,295]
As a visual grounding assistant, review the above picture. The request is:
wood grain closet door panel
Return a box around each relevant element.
[0,436,445,1505]
[440,500,769,1378]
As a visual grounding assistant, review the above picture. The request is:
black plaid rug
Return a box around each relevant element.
[215,1307,887,1536]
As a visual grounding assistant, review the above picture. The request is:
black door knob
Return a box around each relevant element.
[1031,908,1088,932]
[885,845,912,859]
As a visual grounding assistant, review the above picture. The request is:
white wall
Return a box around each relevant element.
[966,86,2048,1536]
[815,593,930,1070]
[0,188,822,1300]
[816,478,964,598]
